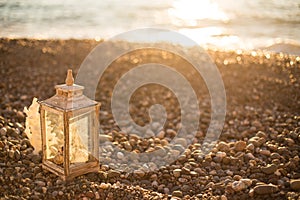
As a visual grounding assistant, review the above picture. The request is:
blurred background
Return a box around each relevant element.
[0,0,300,51]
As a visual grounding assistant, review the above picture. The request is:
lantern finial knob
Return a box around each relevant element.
[65,69,74,86]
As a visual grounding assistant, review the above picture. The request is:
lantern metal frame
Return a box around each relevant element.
[39,70,100,181]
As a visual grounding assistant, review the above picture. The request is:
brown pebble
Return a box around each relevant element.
[290,179,300,190]
[172,190,183,198]
[234,141,247,151]
[253,184,278,195]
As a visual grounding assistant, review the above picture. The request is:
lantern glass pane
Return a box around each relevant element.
[45,110,64,166]
[69,112,93,165]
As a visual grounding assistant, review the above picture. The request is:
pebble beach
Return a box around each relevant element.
[0,38,299,199]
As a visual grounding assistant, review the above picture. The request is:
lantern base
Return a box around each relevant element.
[42,160,99,181]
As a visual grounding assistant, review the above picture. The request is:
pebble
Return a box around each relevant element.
[173,169,181,178]
[253,184,278,195]
[156,131,165,139]
[85,191,94,198]
[14,149,21,160]
[107,170,121,178]
[259,149,271,156]
[216,151,227,159]
[232,180,246,192]
[8,150,14,158]
[35,180,46,187]
[217,142,230,152]
[117,152,124,160]
[290,179,300,190]
[261,164,277,174]
[172,190,183,198]
[174,138,187,147]
[42,187,47,194]
[99,183,110,189]
[231,179,252,192]
[0,127,6,136]
[134,169,145,178]
[95,191,100,199]
[234,141,247,151]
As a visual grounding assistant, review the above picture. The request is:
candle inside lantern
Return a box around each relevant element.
[69,114,89,163]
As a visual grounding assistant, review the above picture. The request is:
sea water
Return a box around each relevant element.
[0,0,299,52]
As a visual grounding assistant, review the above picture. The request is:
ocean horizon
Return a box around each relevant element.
[1,0,300,54]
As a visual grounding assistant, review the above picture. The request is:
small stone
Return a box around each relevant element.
[249,137,265,147]
[107,170,121,178]
[241,179,252,187]
[52,191,58,197]
[31,154,41,164]
[58,191,63,196]
[234,141,247,151]
[8,150,14,159]
[253,184,278,195]
[95,191,100,199]
[173,169,181,178]
[86,191,94,198]
[178,177,188,183]
[181,184,190,192]
[22,172,32,179]
[152,181,158,187]
[166,129,176,137]
[22,187,30,194]
[98,171,108,179]
[246,143,255,151]
[232,180,246,192]
[259,149,271,156]
[99,134,112,142]
[216,151,227,159]
[256,131,266,138]
[134,169,145,178]
[174,138,187,147]
[172,190,183,198]
[42,187,47,194]
[261,164,277,174]
[116,152,124,160]
[156,131,165,139]
[209,170,217,175]
[14,150,21,160]
[181,167,190,174]
[164,187,170,194]
[0,127,7,136]
[249,189,254,197]
[217,142,230,152]
[221,195,227,200]
[290,179,300,190]
[99,183,110,189]
[35,180,46,187]
[123,141,132,151]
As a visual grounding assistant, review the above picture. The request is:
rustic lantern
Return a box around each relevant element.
[39,69,100,180]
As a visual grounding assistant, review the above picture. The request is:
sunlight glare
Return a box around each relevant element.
[169,0,229,26]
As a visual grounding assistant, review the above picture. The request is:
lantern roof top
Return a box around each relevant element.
[40,69,99,111]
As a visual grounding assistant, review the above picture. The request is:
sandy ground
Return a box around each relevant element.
[0,38,299,199]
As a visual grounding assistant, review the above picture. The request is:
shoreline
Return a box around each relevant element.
[1,37,300,56]
[0,38,299,199]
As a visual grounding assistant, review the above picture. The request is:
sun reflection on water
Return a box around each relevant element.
[168,0,229,26]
